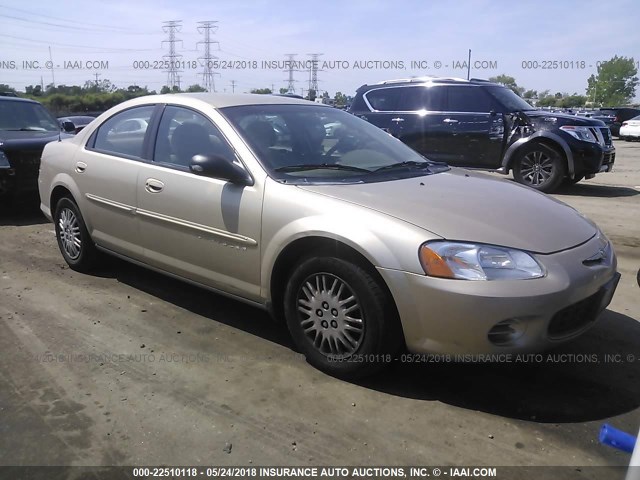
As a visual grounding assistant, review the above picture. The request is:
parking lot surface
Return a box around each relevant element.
[1,141,638,477]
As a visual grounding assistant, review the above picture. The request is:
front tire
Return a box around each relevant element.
[513,143,566,193]
[562,175,584,186]
[284,256,401,378]
[54,197,98,272]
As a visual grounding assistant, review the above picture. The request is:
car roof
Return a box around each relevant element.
[357,76,503,90]
[0,95,40,104]
[152,92,321,108]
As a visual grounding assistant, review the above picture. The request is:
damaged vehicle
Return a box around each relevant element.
[0,95,73,199]
[38,93,619,378]
[349,77,615,192]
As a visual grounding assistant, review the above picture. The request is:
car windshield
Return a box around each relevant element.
[0,100,60,132]
[484,86,535,113]
[220,104,448,184]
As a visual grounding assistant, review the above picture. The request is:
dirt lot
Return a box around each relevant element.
[1,140,638,479]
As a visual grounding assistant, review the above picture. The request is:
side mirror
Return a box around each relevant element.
[61,121,76,133]
[189,154,253,185]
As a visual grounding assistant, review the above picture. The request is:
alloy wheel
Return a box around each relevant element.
[58,207,82,260]
[296,272,364,357]
[520,150,554,186]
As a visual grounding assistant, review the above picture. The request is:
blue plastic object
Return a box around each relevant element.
[600,424,637,454]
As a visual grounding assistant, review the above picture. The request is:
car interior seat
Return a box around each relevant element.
[170,122,215,167]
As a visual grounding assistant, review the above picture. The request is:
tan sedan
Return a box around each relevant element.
[38,93,619,377]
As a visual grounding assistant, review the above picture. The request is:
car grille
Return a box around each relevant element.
[5,150,42,191]
[589,127,613,147]
[547,290,603,340]
[599,127,613,146]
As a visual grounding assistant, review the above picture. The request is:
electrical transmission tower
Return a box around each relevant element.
[283,54,298,94]
[307,53,323,99]
[197,21,220,92]
[162,20,183,90]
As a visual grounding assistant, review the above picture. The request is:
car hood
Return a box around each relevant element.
[297,169,597,254]
[0,130,68,151]
[524,110,606,127]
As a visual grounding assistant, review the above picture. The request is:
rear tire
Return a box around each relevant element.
[54,197,98,272]
[284,256,401,379]
[513,143,566,193]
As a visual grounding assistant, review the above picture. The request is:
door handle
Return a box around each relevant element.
[145,179,164,193]
[75,162,87,173]
[391,117,405,122]
[443,118,459,124]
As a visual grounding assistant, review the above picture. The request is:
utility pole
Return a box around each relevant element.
[197,21,220,92]
[48,46,55,88]
[307,53,323,100]
[283,54,298,94]
[230,80,237,93]
[467,49,471,80]
[162,20,183,90]
[94,72,101,89]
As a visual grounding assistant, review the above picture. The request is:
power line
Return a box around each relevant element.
[162,20,183,90]
[197,21,219,92]
[0,4,155,33]
[0,13,150,34]
[0,33,158,51]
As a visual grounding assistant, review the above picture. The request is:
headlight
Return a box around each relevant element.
[0,150,10,169]
[419,241,545,280]
[559,125,598,143]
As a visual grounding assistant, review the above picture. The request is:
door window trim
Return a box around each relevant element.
[362,84,498,115]
[85,104,162,163]
[147,103,255,183]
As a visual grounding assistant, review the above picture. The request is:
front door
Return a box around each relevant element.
[135,105,263,300]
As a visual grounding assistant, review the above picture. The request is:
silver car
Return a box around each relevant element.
[38,93,620,377]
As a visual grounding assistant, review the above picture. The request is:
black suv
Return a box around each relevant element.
[349,77,615,192]
[598,107,640,137]
[0,96,72,199]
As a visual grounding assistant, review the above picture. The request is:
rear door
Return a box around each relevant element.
[354,87,402,134]
[393,85,450,162]
[79,105,157,258]
[443,85,503,168]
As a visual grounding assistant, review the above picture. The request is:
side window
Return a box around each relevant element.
[153,106,236,168]
[446,86,493,113]
[364,88,402,111]
[398,86,446,112]
[93,106,154,158]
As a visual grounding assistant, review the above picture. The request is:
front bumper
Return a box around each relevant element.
[570,140,615,178]
[378,234,619,355]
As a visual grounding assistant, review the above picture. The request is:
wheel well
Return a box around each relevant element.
[50,186,74,214]
[510,139,568,174]
[269,237,402,334]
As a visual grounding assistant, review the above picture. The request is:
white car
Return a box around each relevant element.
[619,115,640,140]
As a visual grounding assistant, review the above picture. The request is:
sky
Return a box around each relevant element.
[1,0,639,98]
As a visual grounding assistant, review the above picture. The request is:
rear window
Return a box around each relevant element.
[364,88,402,111]
[92,106,154,159]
